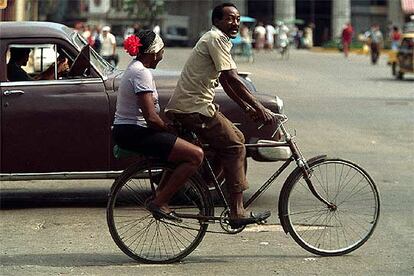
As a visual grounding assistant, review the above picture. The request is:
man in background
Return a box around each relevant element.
[254,22,266,50]
[100,26,118,66]
[365,24,383,65]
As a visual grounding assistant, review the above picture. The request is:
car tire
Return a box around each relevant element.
[391,63,396,76]
[394,63,404,80]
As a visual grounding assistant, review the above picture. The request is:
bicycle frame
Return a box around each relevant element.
[154,116,333,225]
[201,120,334,215]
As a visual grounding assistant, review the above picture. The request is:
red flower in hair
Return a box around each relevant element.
[124,35,143,56]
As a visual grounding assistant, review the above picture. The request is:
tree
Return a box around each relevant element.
[123,0,164,27]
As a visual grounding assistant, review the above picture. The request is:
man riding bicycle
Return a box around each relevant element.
[165,2,275,228]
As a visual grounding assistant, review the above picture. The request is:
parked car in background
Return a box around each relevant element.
[162,15,190,47]
[388,32,414,79]
[0,21,283,181]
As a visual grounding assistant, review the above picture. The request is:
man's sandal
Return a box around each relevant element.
[146,202,183,223]
[228,210,271,229]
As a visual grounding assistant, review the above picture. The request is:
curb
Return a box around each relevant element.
[310,46,392,56]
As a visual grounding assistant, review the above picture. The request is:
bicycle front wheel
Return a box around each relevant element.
[107,161,211,263]
[282,158,380,256]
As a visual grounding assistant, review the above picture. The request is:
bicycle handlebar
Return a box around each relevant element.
[257,112,288,130]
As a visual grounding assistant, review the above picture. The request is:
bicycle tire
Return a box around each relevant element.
[281,158,380,256]
[107,160,212,263]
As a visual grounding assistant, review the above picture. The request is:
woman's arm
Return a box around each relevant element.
[137,92,168,131]
[36,58,69,80]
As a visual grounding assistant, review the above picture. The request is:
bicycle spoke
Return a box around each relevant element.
[107,162,210,263]
[285,159,380,256]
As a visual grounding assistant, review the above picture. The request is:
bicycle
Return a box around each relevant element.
[106,113,380,263]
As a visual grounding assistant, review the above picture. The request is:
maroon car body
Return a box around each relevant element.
[0,22,282,180]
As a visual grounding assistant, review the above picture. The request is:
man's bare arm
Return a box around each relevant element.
[219,69,273,123]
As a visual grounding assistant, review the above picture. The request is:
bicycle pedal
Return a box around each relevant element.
[257,219,267,225]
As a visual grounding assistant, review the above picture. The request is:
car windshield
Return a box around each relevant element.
[72,32,115,76]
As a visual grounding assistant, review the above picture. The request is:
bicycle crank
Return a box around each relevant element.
[219,208,245,234]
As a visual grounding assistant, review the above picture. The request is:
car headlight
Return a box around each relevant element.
[275,96,284,114]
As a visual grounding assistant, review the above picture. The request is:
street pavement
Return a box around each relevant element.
[1,47,413,275]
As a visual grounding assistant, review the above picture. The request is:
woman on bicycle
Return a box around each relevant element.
[112,30,204,222]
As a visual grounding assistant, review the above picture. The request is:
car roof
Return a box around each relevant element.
[0,21,74,40]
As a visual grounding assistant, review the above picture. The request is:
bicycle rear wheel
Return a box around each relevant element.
[107,161,211,263]
[282,158,380,256]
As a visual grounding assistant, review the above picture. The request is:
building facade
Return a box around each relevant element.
[1,0,413,46]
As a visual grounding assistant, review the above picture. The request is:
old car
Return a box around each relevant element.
[0,21,283,181]
[388,32,414,79]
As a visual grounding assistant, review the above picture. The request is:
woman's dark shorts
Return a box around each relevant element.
[112,124,177,160]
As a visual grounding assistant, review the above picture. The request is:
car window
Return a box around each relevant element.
[400,38,414,51]
[6,41,102,82]
[72,32,114,76]
[6,44,58,81]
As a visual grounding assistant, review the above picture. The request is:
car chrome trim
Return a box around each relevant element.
[1,171,124,181]
[0,78,103,87]
[3,90,25,96]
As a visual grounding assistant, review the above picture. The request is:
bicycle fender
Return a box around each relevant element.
[194,172,215,218]
[278,155,327,234]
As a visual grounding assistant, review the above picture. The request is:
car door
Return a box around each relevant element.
[0,39,110,174]
[398,37,414,72]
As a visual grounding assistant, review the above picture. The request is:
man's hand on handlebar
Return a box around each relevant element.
[246,104,276,125]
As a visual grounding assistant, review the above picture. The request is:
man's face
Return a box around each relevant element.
[22,52,29,66]
[18,51,30,66]
[215,6,240,38]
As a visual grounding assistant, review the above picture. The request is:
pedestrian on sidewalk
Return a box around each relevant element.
[303,23,314,49]
[365,24,383,65]
[100,26,118,67]
[390,26,401,51]
[341,22,353,58]
[265,22,276,51]
[254,22,266,50]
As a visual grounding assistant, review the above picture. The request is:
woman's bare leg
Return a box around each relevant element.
[151,137,203,212]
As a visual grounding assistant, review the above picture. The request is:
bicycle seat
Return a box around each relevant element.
[113,145,141,159]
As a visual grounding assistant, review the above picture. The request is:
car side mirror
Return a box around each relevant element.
[67,45,91,78]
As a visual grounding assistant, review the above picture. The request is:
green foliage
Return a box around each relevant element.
[322,39,364,50]
[123,0,164,25]
[322,39,340,49]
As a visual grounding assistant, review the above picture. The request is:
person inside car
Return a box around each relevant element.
[7,47,69,81]
[112,30,204,222]
[165,3,275,228]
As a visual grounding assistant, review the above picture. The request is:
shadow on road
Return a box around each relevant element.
[0,188,109,209]
[368,77,414,82]
[0,252,324,267]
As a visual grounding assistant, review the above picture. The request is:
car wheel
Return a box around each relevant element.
[393,63,404,80]
[391,63,396,76]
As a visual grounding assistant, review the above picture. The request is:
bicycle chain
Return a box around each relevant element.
[158,219,237,234]
[155,209,245,235]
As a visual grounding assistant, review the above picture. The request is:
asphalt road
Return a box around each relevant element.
[1,48,413,275]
